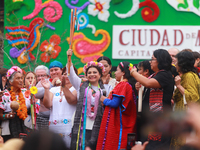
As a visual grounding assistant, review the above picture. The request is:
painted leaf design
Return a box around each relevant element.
[111,0,124,4]
[193,0,200,9]
[178,0,189,9]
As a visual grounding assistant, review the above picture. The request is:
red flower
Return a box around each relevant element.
[40,35,61,63]
[25,90,31,98]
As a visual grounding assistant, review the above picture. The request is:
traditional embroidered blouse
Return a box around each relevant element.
[0,88,31,112]
[0,88,31,135]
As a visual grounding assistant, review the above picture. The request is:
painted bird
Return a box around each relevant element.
[5,17,44,64]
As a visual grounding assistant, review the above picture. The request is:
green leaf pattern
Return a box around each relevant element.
[177,0,200,10]
[178,0,189,9]
[193,0,200,9]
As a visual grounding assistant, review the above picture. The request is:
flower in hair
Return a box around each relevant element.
[83,61,105,74]
[6,66,22,79]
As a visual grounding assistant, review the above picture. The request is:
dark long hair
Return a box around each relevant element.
[176,51,197,74]
[97,56,112,66]
[154,49,172,71]
[137,60,154,75]
[118,62,136,89]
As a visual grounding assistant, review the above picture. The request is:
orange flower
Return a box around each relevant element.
[40,35,61,63]
[10,86,27,120]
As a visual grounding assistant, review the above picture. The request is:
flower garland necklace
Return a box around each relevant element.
[86,83,101,120]
[10,86,27,120]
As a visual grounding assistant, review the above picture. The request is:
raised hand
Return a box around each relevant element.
[41,78,50,89]
[67,49,73,56]
[52,77,60,86]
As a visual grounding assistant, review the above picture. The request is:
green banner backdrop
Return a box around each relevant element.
[3,0,200,73]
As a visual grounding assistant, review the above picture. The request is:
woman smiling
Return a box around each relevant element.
[67,49,112,150]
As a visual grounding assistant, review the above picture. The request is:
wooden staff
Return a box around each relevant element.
[29,78,36,130]
[68,8,77,75]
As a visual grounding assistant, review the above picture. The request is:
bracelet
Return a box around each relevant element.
[3,114,6,120]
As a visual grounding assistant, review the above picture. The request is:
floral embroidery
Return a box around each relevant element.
[40,35,61,63]
[4,93,10,96]
[53,120,57,125]
[63,119,68,124]
[49,119,71,125]
[25,90,31,98]
[0,89,30,112]
[88,0,111,22]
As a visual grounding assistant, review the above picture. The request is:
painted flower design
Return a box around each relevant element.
[30,86,38,95]
[40,35,61,63]
[88,0,111,22]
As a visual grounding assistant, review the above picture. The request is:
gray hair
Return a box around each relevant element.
[34,65,49,75]
[9,72,18,83]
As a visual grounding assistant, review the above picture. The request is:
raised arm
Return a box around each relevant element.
[41,79,53,109]
[66,49,81,90]
[130,67,161,89]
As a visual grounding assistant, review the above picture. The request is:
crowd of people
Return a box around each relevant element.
[0,48,200,150]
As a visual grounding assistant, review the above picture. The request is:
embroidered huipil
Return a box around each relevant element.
[49,86,76,148]
[0,88,31,135]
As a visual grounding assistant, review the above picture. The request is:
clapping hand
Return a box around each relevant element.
[41,78,50,89]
